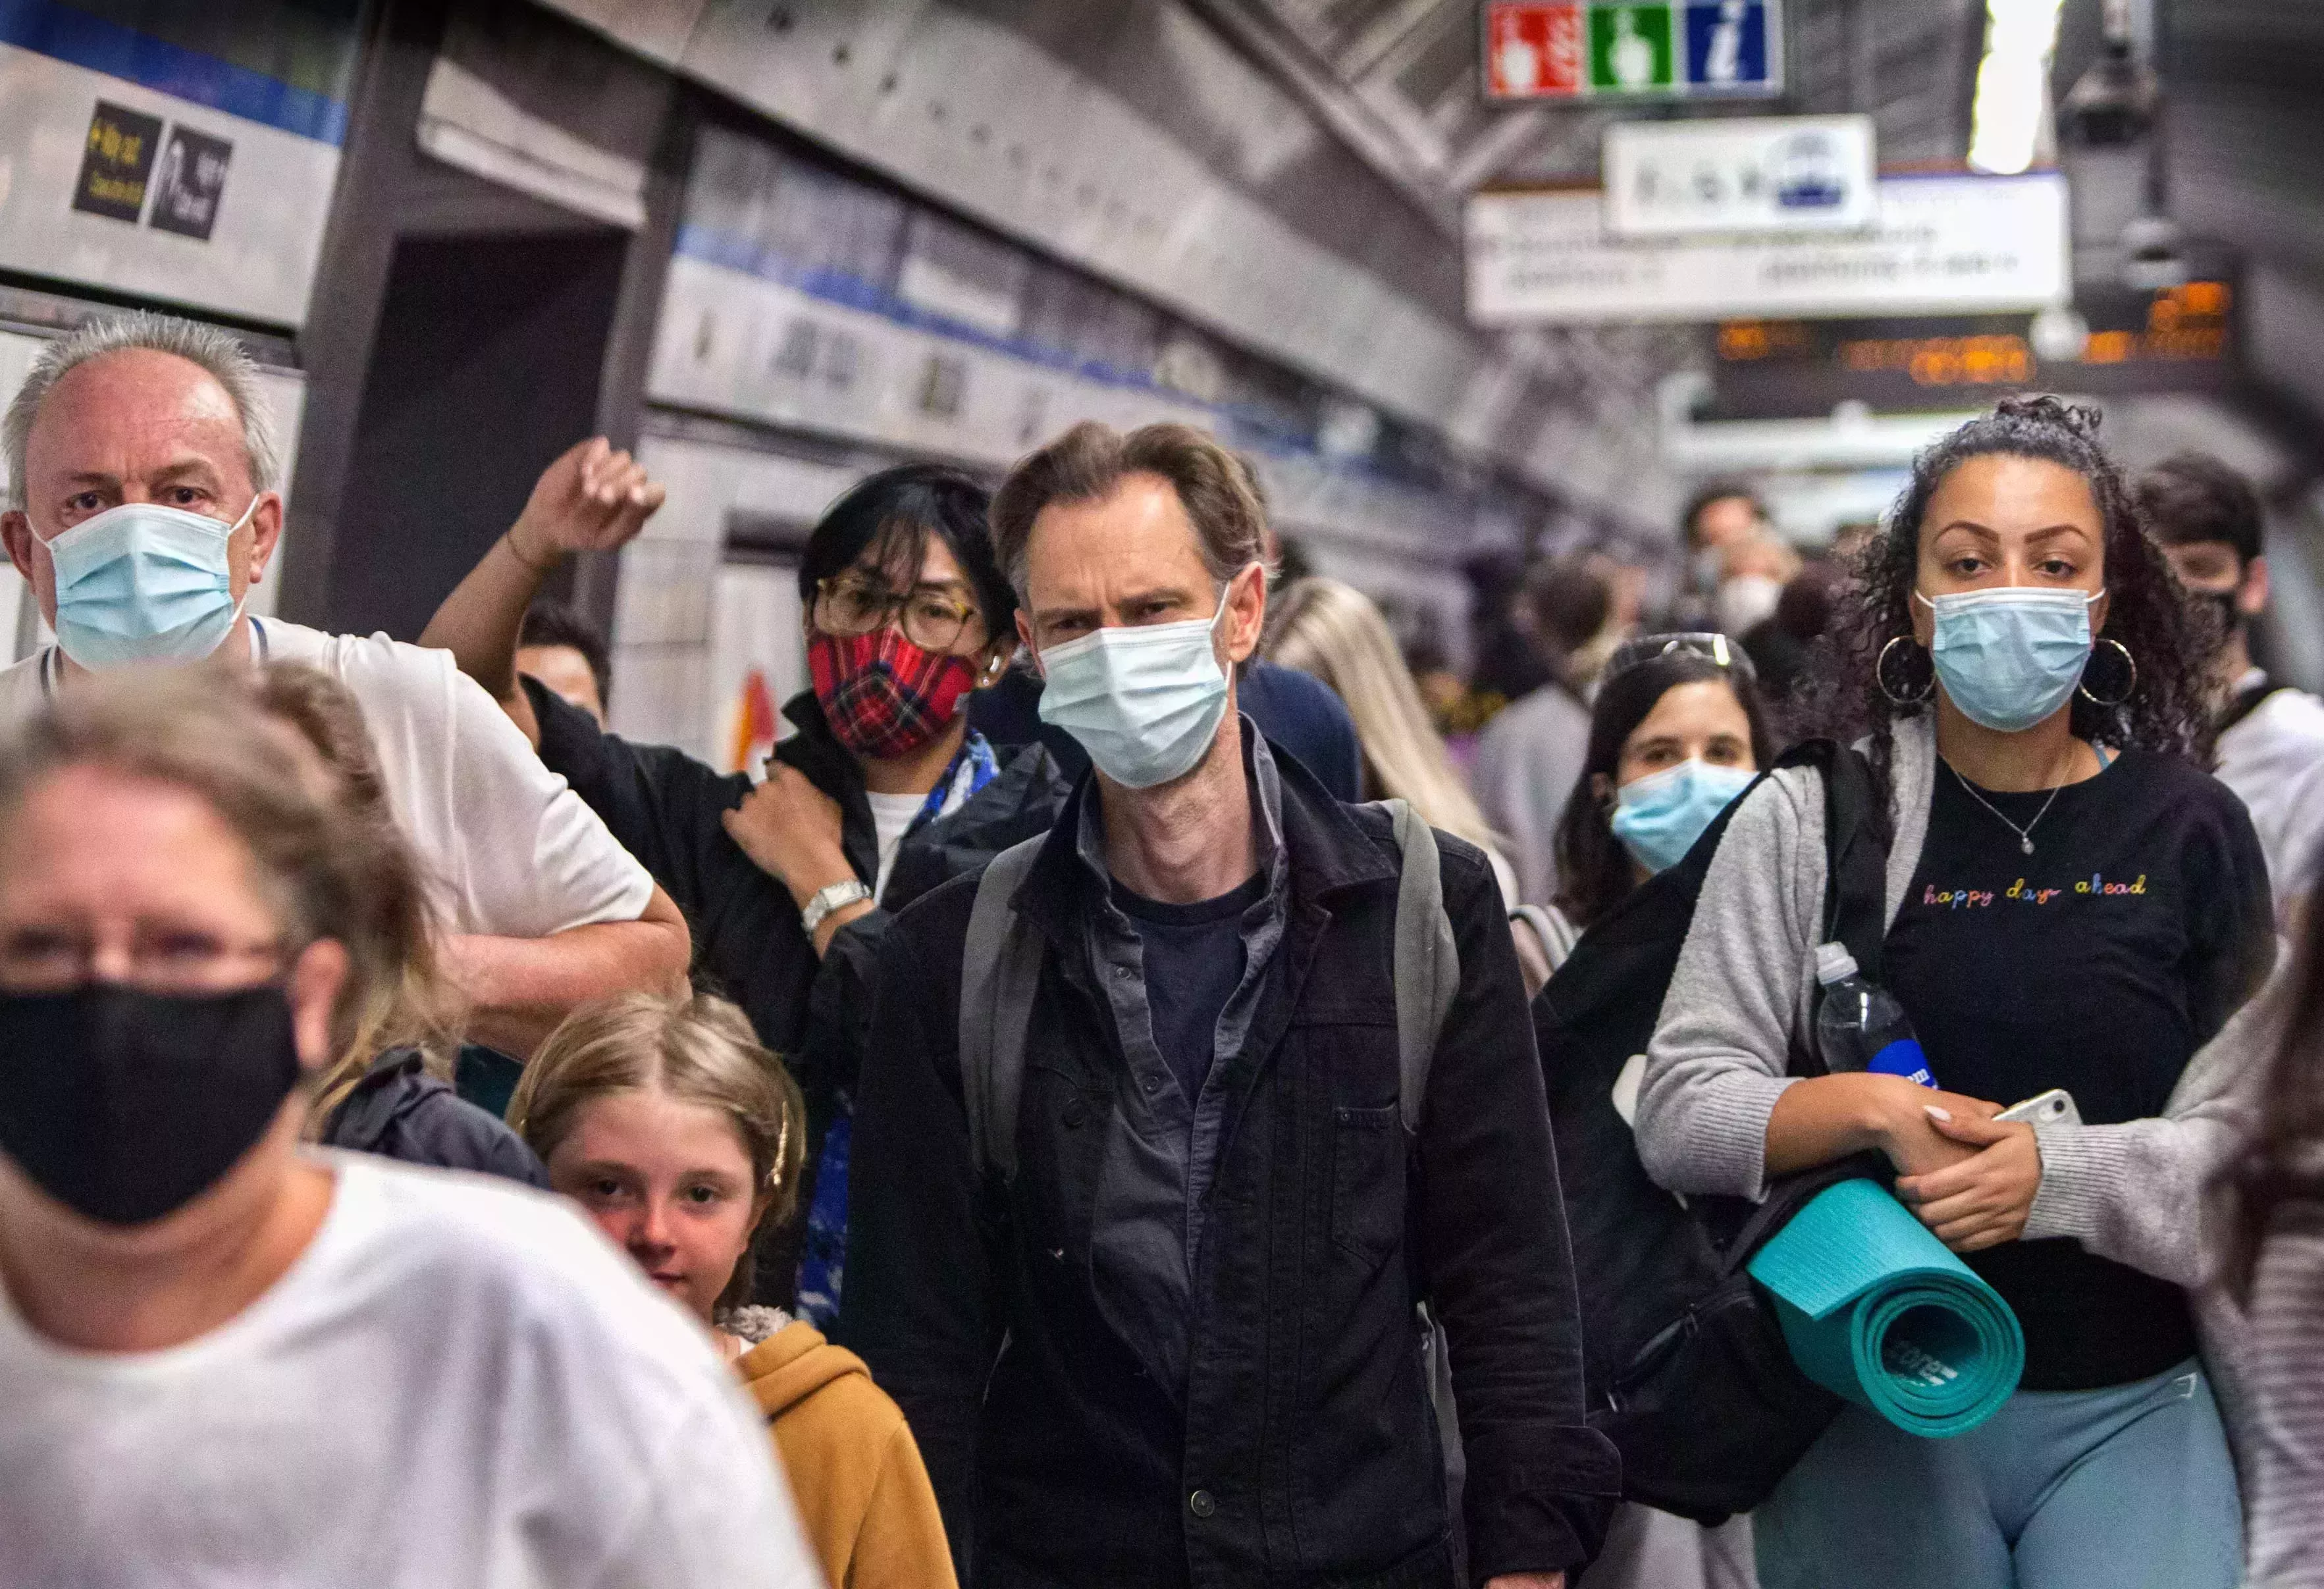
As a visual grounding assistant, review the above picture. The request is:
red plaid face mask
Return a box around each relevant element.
[808,628,978,760]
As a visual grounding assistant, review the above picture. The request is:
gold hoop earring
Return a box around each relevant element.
[1877,635,1934,706]
[2078,637,2136,708]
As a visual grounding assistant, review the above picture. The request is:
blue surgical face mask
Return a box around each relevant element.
[47,498,255,668]
[1915,585,2100,734]
[1036,588,1234,790]
[1610,758,1757,875]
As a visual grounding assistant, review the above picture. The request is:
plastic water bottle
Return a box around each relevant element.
[1814,942,1936,1087]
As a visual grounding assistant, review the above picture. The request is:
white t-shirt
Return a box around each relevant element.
[859,751,983,900]
[867,789,924,900]
[0,1153,820,1588]
[2216,670,2324,916]
[0,620,654,938]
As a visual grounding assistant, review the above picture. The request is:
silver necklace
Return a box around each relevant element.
[1945,758,2069,855]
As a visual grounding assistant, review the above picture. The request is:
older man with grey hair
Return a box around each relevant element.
[0,310,689,1052]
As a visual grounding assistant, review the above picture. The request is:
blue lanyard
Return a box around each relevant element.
[913,731,999,831]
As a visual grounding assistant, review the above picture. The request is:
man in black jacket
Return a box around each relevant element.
[842,420,1618,1589]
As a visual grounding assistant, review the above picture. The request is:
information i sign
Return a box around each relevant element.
[1486,1,1782,101]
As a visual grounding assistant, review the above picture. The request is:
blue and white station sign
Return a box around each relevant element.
[1602,115,1878,238]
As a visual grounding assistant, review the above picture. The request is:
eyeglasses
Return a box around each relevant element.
[0,927,286,996]
[1603,631,1758,687]
[812,575,987,657]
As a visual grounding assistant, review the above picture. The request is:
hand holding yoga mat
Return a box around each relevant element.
[1747,1177,2025,1438]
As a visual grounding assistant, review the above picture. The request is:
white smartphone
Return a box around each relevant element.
[1996,1088,2081,1127]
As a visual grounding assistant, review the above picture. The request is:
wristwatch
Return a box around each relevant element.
[801,878,874,934]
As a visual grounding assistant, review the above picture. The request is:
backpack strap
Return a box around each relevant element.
[1769,739,1891,1081]
[959,804,1460,1171]
[1511,903,1579,977]
[958,836,1047,1183]
[1383,798,1459,1136]
[2217,676,2283,739]
[1815,743,1889,988]
[1377,799,1467,1567]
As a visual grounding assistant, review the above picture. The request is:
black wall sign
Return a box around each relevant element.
[149,126,234,242]
[72,101,163,224]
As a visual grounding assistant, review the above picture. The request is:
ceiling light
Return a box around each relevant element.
[1968,0,2064,176]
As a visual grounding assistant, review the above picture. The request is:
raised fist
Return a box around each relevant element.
[508,436,666,564]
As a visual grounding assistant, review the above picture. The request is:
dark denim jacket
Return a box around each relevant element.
[842,745,1619,1588]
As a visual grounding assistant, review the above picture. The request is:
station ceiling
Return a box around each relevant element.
[1191,0,1986,231]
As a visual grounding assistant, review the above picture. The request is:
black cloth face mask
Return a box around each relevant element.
[0,983,303,1226]
[2205,588,2246,642]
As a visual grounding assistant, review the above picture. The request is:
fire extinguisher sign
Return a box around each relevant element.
[1483,1,1782,101]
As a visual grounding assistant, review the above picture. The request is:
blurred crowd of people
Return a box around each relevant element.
[0,311,2321,1589]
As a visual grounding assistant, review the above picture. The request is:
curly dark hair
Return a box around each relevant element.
[1808,395,2212,811]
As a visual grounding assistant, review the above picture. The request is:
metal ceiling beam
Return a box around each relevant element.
[1180,0,1464,234]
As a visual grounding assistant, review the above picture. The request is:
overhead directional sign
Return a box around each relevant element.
[1467,172,2069,325]
[1604,115,1876,237]
[1485,1,1783,101]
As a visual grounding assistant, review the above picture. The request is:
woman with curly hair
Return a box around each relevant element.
[1636,397,2275,1588]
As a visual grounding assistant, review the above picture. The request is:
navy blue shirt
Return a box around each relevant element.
[1236,661,1363,802]
[1111,869,1271,1104]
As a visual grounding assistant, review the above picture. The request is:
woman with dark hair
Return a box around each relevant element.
[423,450,1071,1323]
[1548,633,1774,942]
[1508,633,1772,992]
[1637,397,2275,1588]
[1535,641,1775,1589]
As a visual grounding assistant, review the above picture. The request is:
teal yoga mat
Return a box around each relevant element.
[1747,1177,2025,1438]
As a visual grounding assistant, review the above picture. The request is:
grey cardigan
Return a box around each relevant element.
[1635,714,2286,1447]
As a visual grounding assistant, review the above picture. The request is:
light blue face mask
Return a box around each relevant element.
[1916,585,2100,734]
[1610,758,1757,875]
[1036,589,1234,790]
[47,498,255,668]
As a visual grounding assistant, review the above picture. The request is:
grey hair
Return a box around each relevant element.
[3,311,282,512]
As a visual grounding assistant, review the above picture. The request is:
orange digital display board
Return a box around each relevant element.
[1710,281,2238,415]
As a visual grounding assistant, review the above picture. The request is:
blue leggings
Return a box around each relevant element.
[1755,1359,2240,1589]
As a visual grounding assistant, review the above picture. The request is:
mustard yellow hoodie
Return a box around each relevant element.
[731,1314,957,1589]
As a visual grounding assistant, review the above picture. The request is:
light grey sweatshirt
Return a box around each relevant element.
[2247,1205,2324,1586]
[1635,713,2287,1453]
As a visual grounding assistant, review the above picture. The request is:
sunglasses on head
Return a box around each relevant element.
[1603,631,1758,687]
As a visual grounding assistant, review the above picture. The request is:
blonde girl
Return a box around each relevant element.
[510,992,956,1588]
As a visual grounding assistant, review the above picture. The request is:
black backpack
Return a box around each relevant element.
[1534,738,1891,1524]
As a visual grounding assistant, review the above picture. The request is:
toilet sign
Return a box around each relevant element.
[1590,6,1674,91]
[1485,1,1783,100]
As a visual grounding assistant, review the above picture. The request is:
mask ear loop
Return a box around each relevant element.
[2077,637,2137,708]
[1876,634,1936,705]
